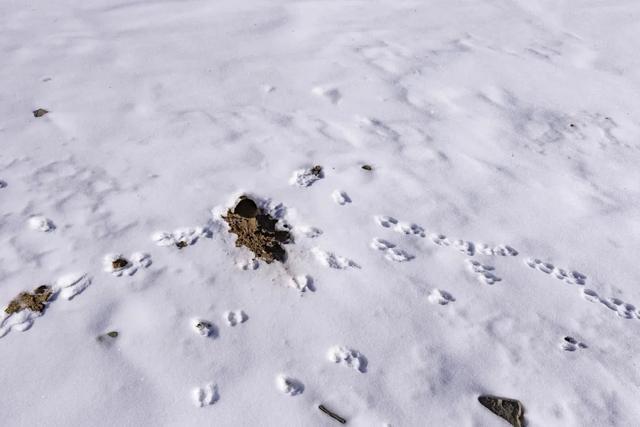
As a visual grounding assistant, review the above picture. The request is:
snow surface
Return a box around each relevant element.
[2,0,640,425]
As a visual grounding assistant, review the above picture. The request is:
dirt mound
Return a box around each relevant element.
[223,197,291,263]
[4,285,53,315]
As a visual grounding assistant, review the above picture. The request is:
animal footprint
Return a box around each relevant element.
[153,227,210,249]
[224,310,248,327]
[370,238,414,262]
[332,190,351,205]
[290,275,315,292]
[430,234,451,247]
[103,253,151,277]
[560,336,587,352]
[312,86,341,104]
[56,273,91,300]
[375,215,398,228]
[289,166,323,187]
[236,258,259,270]
[466,260,501,285]
[524,258,586,285]
[192,319,217,337]
[312,247,359,269]
[477,244,518,256]
[374,216,425,237]
[581,289,640,319]
[428,289,455,305]
[453,240,475,256]
[328,346,368,373]
[298,226,322,238]
[276,375,304,396]
[193,383,219,407]
[28,216,55,232]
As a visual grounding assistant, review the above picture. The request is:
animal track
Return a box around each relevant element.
[224,310,248,326]
[332,190,352,205]
[192,319,217,337]
[428,289,455,305]
[374,216,517,257]
[370,238,414,262]
[312,247,359,269]
[1,272,91,338]
[466,260,501,285]
[56,273,92,300]
[103,252,152,277]
[276,375,304,396]
[289,166,323,187]
[28,216,55,232]
[298,226,322,238]
[236,258,259,270]
[290,275,315,292]
[193,383,219,407]
[312,86,341,104]
[153,227,211,249]
[374,216,425,237]
[560,336,587,352]
[328,346,368,373]
[524,258,586,285]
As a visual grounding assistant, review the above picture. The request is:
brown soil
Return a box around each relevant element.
[478,395,524,427]
[223,197,291,263]
[4,285,53,315]
[111,258,128,270]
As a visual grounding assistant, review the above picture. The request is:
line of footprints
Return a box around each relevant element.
[5,170,639,415]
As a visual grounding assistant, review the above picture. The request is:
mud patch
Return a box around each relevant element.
[478,395,524,427]
[223,197,291,263]
[4,285,53,315]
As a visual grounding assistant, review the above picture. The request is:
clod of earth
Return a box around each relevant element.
[223,197,291,263]
[310,165,323,177]
[361,164,373,171]
[4,285,53,315]
[111,258,128,270]
[478,395,524,427]
[33,108,49,118]
[176,240,188,249]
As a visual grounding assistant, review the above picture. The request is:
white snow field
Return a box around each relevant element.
[1,0,640,425]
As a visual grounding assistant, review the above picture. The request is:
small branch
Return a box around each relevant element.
[319,405,347,424]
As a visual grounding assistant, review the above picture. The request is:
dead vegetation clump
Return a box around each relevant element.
[4,285,53,315]
[223,197,291,263]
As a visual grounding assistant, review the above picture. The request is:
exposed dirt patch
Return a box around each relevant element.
[223,197,291,263]
[4,285,53,315]
[478,395,524,427]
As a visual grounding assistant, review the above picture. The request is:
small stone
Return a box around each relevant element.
[310,165,323,176]
[33,108,49,118]
[478,395,524,427]
[106,331,118,338]
[176,240,188,249]
[361,164,373,171]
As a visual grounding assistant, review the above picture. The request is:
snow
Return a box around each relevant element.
[2,0,640,425]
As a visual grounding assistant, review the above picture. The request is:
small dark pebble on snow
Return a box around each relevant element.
[33,108,49,118]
